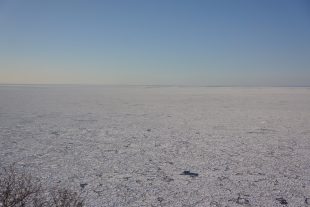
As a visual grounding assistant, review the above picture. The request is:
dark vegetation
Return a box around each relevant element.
[0,165,84,207]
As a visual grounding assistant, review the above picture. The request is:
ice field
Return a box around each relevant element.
[1,86,310,206]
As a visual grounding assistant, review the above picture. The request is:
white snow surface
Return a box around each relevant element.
[1,86,310,206]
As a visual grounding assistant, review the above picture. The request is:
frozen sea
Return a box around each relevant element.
[1,85,310,206]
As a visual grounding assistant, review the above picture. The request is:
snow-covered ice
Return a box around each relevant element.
[1,86,310,206]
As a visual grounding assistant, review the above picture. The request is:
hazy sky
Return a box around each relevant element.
[0,0,309,85]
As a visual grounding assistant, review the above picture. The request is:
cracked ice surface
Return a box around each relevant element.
[1,86,310,206]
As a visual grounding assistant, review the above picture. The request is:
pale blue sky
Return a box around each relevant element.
[0,0,309,85]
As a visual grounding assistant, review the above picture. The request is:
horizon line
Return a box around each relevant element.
[0,83,310,88]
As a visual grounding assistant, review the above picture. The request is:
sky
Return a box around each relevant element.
[0,0,309,86]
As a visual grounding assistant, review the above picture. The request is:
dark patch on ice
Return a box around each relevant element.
[180,170,198,177]
[217,176,229,181]
[50,131,60,136]
[236,196,250,205]
[162,175,174,182]
[95,173,102,177]
[157,197,164,203]
[80,183,88,189]
[146,128,151,132]
[305,198,309,205]
[124,143,130,148]
[276,197,288,205]
[210,201,220,207]
[229,194,250,205]
[247,128,276,134]
[103,149,118,154]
